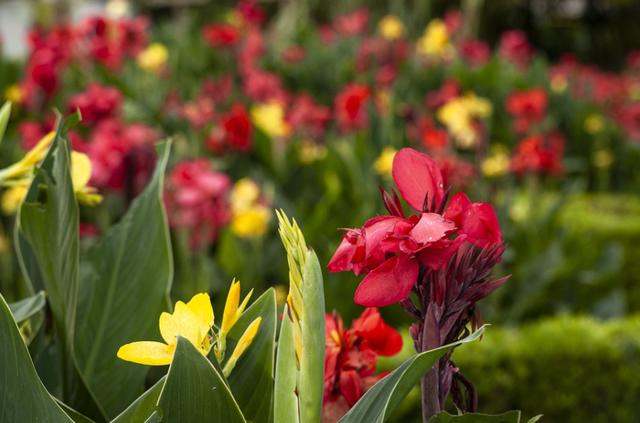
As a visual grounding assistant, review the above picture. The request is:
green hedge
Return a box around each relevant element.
[383,315,640,423]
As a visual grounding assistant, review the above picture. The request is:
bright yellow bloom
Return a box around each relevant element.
[298,140,327,164]
[437,93,492,148]
[215,280,253,360]
[5,85,23,104]
[378,15,405,40]
[416,19,453,59]
[231,205,271,238]
[584,113,605,135]
[136,43,169,73]
[71,151,103,206]
[230,178,261,212]
[1,182,28,215]
[117,293,214,366]
[481,145,510,178]
[251,102,291,138]
[222,317,262,377]
[0,132,54,181]
[373,146,397,177]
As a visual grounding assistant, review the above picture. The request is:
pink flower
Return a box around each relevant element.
[68,84,122,124]
[499,30,533,69]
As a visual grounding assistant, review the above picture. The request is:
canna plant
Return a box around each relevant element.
[0,113,531,423]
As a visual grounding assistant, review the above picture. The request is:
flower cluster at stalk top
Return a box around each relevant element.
[328,147,503,307]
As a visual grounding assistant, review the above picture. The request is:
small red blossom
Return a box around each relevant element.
[499,30,533,69]
[334,84,370,132]
[323,308,402,422]
[511,132,565,176]
[68,83,122,124]
[287,94,332,139]
[506,88,548,134]
[334,9,369,37]
[425,80,460,111]
[202,23,241,48]
[206,104,253,153]
[459,39,490,66]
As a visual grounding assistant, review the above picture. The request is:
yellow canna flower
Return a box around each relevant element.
[71,151,103,206]
[230,178,261,212]
[1,181,29,215]
[298,140,327,164]
[136,43,169,73]
[222,317,262,377]
[231,205,271,238]
[0,132,55,181]
[437,93,492,149]
[373,146,397,177]
[117,293,214,366]
[251,102,291,138]
[378,15,405,41]
[593,149,614,169]
[481,145,510,178]
[5,84,23,104]
[215,280,253,360]
[416,19,453,59]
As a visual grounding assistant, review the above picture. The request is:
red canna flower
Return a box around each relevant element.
[459,39,490,67]
[425,80,460,111]
[206,104,253,153]
[68,83,122,124]
[499,30,533,69]
[511,132,565,176]
[334,84,370,132]
[506,88,547,134]
[202,23,241,48]
[323,308,402,423]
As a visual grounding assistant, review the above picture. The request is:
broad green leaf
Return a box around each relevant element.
[111,377,165,423]
[0,293,72,422]
[226,288,277,423]
[74,141,173,417]
[15,115,104,420]
[339,327,486,423]
[274,304,299,423]
[9,291,46,322]
[429,410,522,423]
[55,399,95,423]
[299,249,325,423]
[156,337,246,422]
[0,101,10,143]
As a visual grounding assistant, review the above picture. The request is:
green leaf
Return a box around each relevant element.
[55,399,95,423]
[339,327,487,423]
[111,377,165,423]
[0,101,11,143]
[0,293,72,422]
[274,304,299,423]
[9,291,46,323]
[74,141,173,417]
[157,337,246,422]
[429,411,523,423]
[299,249,325,423]
[226,288,277,423]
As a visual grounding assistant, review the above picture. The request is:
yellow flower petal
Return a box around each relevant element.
[71,151,92,191]
[159,302,206,347]
[222,317,262,377]
[1,183,28,215]
[186,292,214,328]
[221,280,241,336]
[117,341,174,366]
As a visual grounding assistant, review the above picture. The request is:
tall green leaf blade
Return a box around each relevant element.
[274,304,299,423]
[74,141,173,417]
[339,327,487,423]
[9,290,46,322]
[299,250,325,423]
[55,399,95,423]
[157,337,246,422]
[225,288,277,423]
[429,411,522,423]
[0,101,11,143]
[111,377,165,423]
[0,293,72,422]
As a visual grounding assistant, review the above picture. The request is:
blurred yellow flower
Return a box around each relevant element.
[4,85,23,104]
[0,132,54,181]
[481,145,511,178]
[230,178,271,238]
[299,140,327,164]
[251,102,291,138]
[551,75,568,94]
[584,113,605,134]
[1,182,28,215]
[437,93,492,148]
[378,15,405,40]
[417,19,453,59]
[593,149,614,169]
[117,293,214,366]
[373,146,397,177]
[136,43,169,73]
[232,206,271,238]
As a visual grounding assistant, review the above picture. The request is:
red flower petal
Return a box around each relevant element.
[351,308,403,356]
[339,370,364,407]
[354,255,419,307]
[392,148,445,212]
[409,212,456,245]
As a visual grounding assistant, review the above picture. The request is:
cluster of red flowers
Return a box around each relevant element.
[323,308,402,422]
[511,132,565,176]
[164,159,232,249]
[506,88,547,134]
[329,148,502,307]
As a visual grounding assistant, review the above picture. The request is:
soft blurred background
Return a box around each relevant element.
[1,0,640,421]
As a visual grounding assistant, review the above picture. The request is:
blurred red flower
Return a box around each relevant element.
[499,30,533,69]
[459,39,490,66]
[506,88,547,134]
[323,308,402,422]
[335,84,370,132]
[68,83,122,124]
[206,103,253,153]
[202,23,241,48]
[511,132,565,176]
